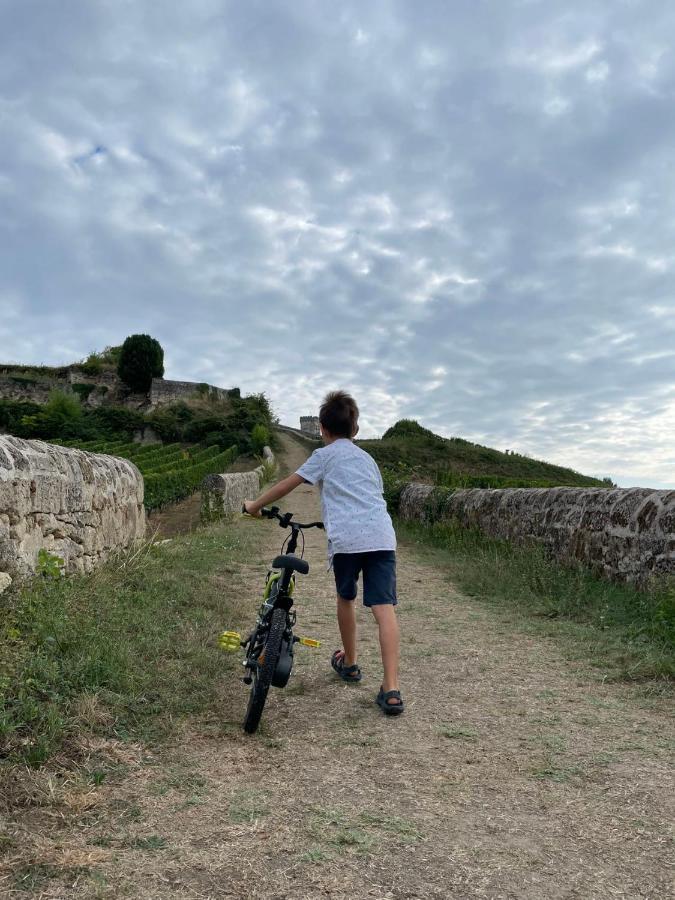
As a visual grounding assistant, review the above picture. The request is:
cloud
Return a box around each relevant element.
[1,0,675,487]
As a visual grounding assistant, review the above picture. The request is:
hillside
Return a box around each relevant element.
[359,419,609,489]
[0,343,277,510]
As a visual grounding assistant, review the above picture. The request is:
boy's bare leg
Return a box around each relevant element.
[371,604,400,703]
[336,596,358,667]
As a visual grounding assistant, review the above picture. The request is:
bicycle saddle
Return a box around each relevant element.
[272,554,309,575]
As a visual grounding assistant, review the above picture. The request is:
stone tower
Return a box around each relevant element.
[300,416,321,438]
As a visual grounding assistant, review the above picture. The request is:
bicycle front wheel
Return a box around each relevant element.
[243,606,286,734]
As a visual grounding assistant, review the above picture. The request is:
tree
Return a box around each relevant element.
[117,334,164,393]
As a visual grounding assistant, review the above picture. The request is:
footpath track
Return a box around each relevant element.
[11,433,672,899]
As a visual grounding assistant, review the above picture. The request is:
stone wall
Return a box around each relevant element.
[149,378,231,408]
[276,424,321,447]
[0,367,232,412]
[0,369,119,408]
[0,374,64,405]
[0,436,146,578]
[201,447,275,520]
[399,483,675,584]
[300,416,321,438]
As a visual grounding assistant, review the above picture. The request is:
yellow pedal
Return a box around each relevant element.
[298,637,321,648]
[218,631,242,652]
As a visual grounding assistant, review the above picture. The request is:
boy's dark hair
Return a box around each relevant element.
[319,390,359,438]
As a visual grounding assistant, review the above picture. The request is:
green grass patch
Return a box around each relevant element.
[228,789,271,823]
[126,835,168,851]
[398,519,674,681]
[0,519,264,768]
[308,807,423,856]
[439,724,479,741]
[530,759,584,783]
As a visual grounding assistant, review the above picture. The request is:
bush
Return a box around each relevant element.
[381,469,406,514]
[382,419,438,441]
[22,391,90,441]
[71,383,95,401]
[90,405,145,439]
[147,402,195,442]
[102,345,123,364]
[79,352,103,376]
[0,399,41,436]
[117,334,164,393]
[251,424,270,455]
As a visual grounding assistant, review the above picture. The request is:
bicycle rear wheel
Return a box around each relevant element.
[243,606,286,734]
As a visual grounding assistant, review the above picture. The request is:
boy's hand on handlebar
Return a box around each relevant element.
[243,500,261,517]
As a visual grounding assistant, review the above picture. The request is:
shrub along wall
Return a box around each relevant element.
[399,483,675,585]
[0,436,145,577]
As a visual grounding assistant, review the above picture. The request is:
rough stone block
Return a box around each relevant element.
[399,482,675,584]
[201,448,275,521]
[0,436,145,577]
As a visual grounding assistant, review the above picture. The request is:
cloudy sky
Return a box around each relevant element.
[1,0,674,487]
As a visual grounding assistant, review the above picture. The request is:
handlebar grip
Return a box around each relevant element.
[242,505,280,519]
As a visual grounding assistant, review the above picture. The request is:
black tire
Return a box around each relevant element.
[243,607,286,734]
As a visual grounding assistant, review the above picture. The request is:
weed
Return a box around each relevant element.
[309,807,424,855]
[439,724,479,741]
[127,835,167,850]
[300,847,332,863]
[286,678,307,696]
[357,812,424,842]
[36,548,64,579]
[531,753,584,783]
[309,807,372,853]
[228,789,270,823]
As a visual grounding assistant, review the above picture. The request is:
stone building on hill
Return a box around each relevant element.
[300,416,321,438]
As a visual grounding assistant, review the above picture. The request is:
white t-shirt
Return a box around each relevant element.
[295,439,396,560]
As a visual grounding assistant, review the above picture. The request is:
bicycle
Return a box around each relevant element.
[219,505,324,734]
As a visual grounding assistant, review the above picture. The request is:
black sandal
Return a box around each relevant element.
[376,687,404,716]
[331,650,362,682]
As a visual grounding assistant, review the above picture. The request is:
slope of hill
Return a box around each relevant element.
[358,419,609,489]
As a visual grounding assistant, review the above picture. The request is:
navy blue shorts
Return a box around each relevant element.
[333,551,397,607]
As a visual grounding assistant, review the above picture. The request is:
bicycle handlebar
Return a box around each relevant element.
[242,504,324,530]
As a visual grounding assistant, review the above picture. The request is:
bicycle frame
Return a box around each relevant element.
[220,507,324,732]
[241,506,323,687]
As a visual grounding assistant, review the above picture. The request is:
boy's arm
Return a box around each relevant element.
[244,473,305,516]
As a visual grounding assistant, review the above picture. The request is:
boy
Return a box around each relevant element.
[244,391,403,715]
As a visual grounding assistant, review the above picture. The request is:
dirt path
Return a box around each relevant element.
[11,433,673,899]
